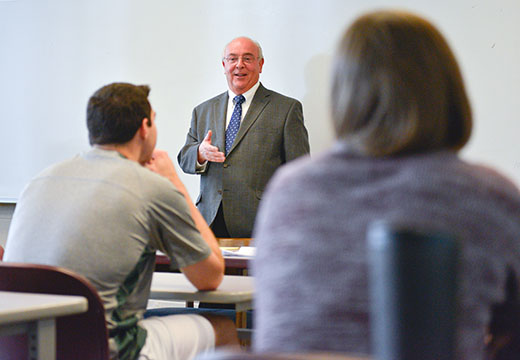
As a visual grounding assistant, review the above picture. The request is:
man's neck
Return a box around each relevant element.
[229,81,260,98]
[96,144,141,163]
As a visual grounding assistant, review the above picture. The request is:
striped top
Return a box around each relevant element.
[253,141,520,359]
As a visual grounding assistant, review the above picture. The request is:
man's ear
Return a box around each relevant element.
[138,118,150,139]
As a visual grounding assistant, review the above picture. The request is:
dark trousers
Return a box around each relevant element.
[206,202,234,309]
[210,202,230,238]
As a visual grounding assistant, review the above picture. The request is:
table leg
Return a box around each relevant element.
[29,319,56,360]
[235,311,246,328]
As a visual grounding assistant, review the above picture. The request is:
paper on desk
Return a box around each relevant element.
[221,246,256,257]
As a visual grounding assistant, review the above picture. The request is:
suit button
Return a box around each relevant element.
[223,163,229,168]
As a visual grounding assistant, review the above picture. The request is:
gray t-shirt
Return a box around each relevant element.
[4,148,211,359]
[252,141,520,359]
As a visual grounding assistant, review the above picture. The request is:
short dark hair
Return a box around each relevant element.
[331,10,472,156]
[87,82,151,145]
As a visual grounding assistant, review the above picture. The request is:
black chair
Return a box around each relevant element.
[485,265,520,359]
[367,221,459,360]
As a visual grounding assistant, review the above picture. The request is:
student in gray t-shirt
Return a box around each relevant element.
[4,83,238,360]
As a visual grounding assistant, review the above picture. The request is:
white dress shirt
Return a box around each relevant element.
[225,81,261,128]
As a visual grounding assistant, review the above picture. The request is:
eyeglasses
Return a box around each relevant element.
[223,55,258,65]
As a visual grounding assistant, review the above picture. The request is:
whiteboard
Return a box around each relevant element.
[1,0,519,202]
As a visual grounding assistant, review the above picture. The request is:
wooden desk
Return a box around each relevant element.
[150,272,254,328]
[155,253,251,273]
[220,242,255,270]
[218,238,252,247]
[156,238,254,275]
[0,291,87,360]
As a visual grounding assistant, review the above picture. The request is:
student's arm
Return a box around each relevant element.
[146,149,224,290]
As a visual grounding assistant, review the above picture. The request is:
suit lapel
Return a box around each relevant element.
[212,92,228,153]
[227,84,270,155]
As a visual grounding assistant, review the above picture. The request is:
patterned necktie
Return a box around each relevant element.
[225,94,245,155]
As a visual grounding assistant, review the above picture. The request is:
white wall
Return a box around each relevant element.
[0,204,14,248]
[1,0,520,203]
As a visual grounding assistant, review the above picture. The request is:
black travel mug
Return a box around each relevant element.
[367,221,459,360]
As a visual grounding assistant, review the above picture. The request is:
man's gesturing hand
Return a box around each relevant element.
[197,130,226,163]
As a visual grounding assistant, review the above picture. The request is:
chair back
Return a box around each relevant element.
[0,262,109,360]
[367,221,459,360]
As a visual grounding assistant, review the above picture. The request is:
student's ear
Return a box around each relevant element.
[138,118,150,139]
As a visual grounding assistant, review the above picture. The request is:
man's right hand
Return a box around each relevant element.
[198,130,225,164]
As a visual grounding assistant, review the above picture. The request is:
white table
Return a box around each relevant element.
[150,273,254,327]
[0,291,88,360]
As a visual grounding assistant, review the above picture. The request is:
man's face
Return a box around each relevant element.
[222,38,264,95]
[140,109,157,164]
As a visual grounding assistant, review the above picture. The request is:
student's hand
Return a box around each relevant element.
[198,130,225,163]
[146,150,179,182]
[146,150,193,199]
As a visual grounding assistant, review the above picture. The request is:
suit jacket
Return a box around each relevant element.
[177,83,310,237]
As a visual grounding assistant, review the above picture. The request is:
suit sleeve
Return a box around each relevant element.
[177,108,206,174]
[283,100,310,162]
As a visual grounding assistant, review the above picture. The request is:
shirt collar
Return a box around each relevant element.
[92,145,128,159]
[227,81,261,103]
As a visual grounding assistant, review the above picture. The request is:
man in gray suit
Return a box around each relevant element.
[178,36,310,238]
